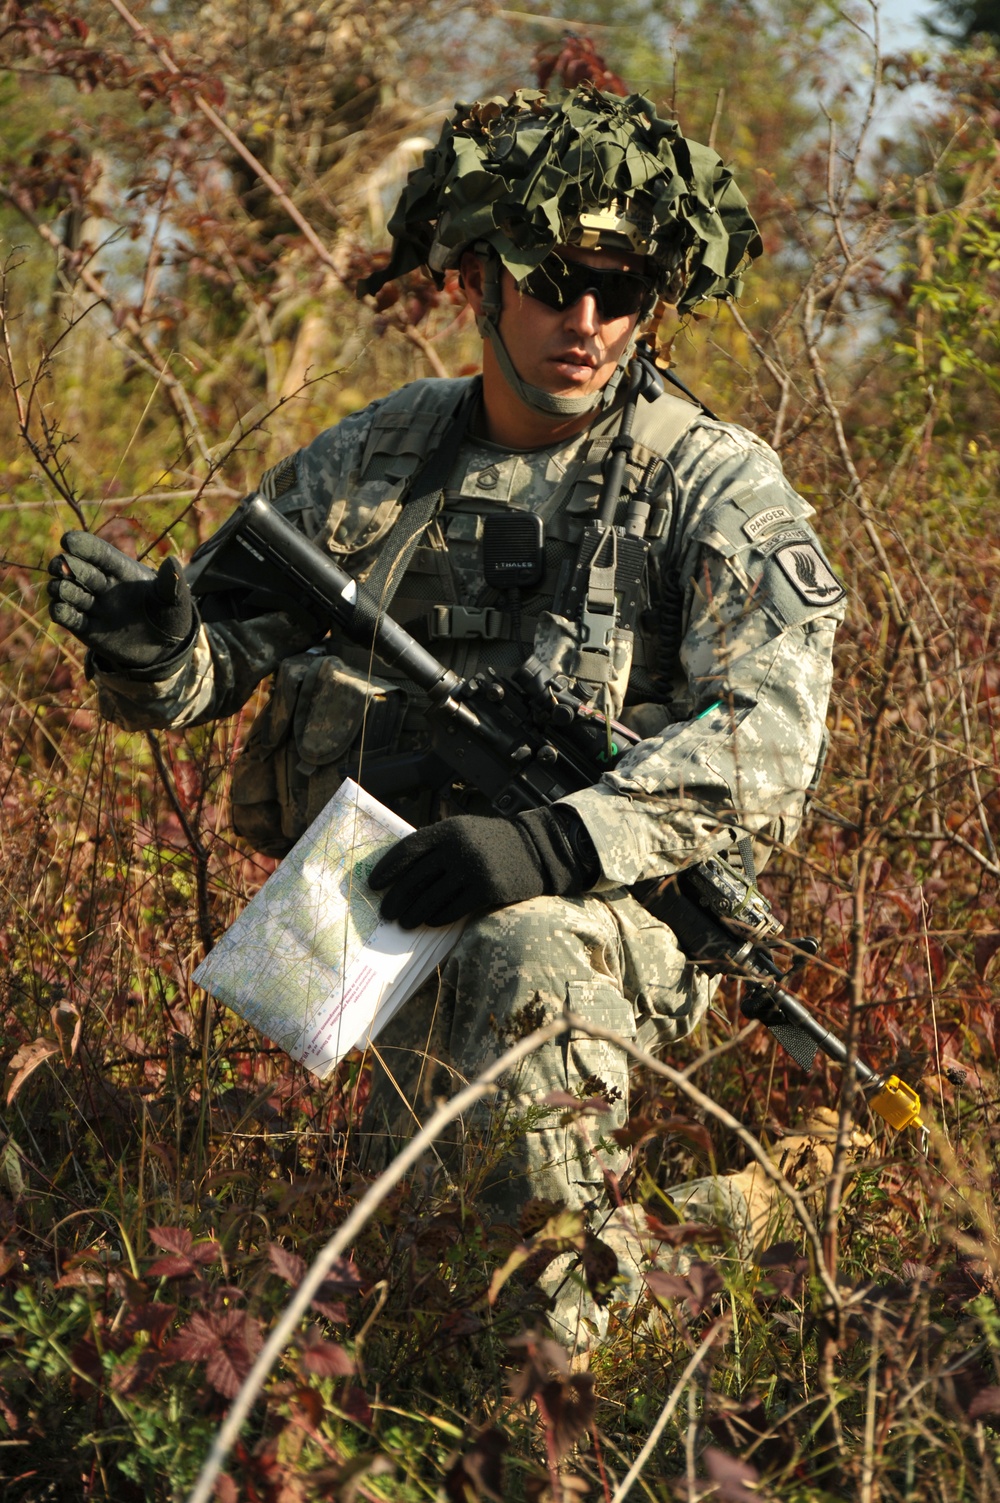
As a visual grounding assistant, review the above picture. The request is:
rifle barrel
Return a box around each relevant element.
[767,985,883,1092]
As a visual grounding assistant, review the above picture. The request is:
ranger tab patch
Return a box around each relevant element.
[773,541,845,607]
[742,504,794,543]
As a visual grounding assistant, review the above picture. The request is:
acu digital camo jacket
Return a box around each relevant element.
[91,375,846,896]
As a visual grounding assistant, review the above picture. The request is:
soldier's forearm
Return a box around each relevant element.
[563,618,835,886]
[92,609,326,731]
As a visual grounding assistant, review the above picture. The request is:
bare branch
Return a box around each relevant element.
[105,0,347,283]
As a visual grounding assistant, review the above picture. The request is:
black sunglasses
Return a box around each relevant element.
[515,253,654,320]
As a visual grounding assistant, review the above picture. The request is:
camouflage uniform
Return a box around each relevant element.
[92,375,844,1223]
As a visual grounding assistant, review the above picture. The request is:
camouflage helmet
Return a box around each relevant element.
[360,83,762,314]
[360,84,761,418]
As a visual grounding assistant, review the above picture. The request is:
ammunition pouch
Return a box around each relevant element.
[230,652,406,856]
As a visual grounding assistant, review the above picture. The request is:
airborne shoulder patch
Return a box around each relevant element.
[773,541,845,608]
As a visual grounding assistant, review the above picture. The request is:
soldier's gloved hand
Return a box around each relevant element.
[369,806,600,929]
[48,531,195,673]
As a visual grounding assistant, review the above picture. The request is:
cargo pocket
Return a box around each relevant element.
[230,653,406,857]
[607,891,714,1050]
[230,654,314,857]
[292,657,406,829]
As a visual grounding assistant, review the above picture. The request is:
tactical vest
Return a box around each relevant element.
[230,378,702,855]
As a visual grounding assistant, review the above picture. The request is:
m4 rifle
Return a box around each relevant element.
[219,493,925,1139]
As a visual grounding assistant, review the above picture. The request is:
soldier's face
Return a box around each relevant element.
[499,246,643,400]
[462,245,646,407]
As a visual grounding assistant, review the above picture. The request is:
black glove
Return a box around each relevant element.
[48,531,195,673]
[369,806,600,929]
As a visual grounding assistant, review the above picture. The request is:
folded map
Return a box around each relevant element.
[194,779,464,1078]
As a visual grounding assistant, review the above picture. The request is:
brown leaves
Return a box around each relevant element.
[488,1208,586,1305]
[5,1002,82,1105]
[168,1310,263,1399]
[507,1333,596,1459]
[974,931,1000,979]
[5,1038,59,1106]
[645,1260,725,1318]
[51,1001,81,1065]
[443,1427,508,1503]
[135,69,226,116]
[535,35,629,96]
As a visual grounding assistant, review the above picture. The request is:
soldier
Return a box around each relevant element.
[47,85,845,1341]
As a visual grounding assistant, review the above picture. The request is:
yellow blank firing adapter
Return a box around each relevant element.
[868,1075,925,1133]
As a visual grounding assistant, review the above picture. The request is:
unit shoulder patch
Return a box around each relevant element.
[773,541,845,607]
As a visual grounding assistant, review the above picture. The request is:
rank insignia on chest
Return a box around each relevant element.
[773,541,845,607]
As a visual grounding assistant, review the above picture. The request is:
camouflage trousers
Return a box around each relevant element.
[359,887,712,1221]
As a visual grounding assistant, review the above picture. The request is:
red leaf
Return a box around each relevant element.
[292,1385,324,1426]
[443,1427,508,1503]
[168,1310,220,1363]
[969,1387,1000,1419]
[703,1447,761,1502]
[300,1328,355,1377]
[149,1226,193,1256]
[612,1113,713,1155]
[341,1386,372,1426]
[191,1239,222,1265]
[311,1298,349,1323]
[645,1214,725,1247]
[111,1348,169,1396]
[322,1257,365,1292]
[268,1242,306,1285]
[581,1232,618,1304]
[686,1261,726,1317]
[658,1114,714,1155]
[147,1254,196,1279]
[756,1241,800,1268]
[187,1311,264,1400]
[646,1259,725,1317]
[122,1303,177,1346]
[645,1269,691,1303]
[69,1335,104,1387]
[55,1265,126,1292]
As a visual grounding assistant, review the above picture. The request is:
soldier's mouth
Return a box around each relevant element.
[549,353,599,381]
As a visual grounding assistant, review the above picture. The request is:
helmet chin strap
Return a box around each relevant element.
[475,248,636,422]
